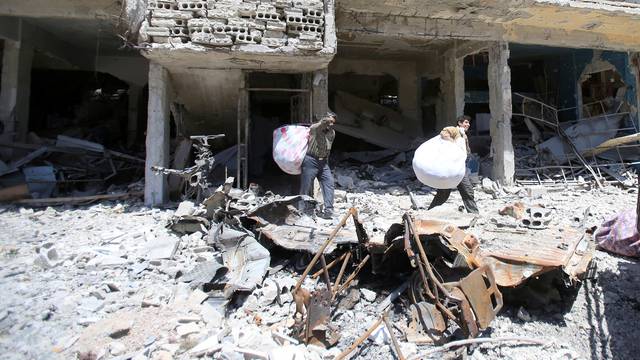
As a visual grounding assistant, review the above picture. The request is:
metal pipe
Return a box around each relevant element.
[333,251,352,291]
[383,315,406,360]
[310,252,348,279]
[335,312,386,360]
[293,208,355,293]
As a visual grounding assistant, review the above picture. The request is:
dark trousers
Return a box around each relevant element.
[300,154,334,212]
[428,170,479,214]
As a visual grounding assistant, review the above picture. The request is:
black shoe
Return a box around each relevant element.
[318,210,333,220]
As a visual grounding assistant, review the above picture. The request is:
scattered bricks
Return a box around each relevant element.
[191,32,233,46]
[234,33,259,44]
[286,23,323,35]
[150,18,187,27]
[265,20,286,31]
[148,0,179,11]
[152,9,194,19]
[249,29,263,38]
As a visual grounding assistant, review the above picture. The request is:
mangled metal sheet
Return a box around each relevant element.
[412,219,595,287]
[208,225,270,295]
[246,195,360,253]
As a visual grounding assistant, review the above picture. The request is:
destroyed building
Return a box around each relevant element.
[0,0,639,202]
[2,1,640,359]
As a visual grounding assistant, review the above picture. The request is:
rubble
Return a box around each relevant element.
[0,155,639,359]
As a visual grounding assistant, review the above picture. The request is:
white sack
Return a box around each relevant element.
[272,125,310,175]
[412,135,467,189]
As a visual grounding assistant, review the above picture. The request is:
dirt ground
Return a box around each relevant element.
[0,182,638,360]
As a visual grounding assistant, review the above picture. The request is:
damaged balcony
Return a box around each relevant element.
[134,0,337,72]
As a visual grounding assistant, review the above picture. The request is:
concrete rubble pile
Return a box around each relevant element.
[1,166,640,359]
[142,0,326,51]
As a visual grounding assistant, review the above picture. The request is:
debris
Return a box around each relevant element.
[422,336,551,356]
[517,307,532,322]
[188,335,222,357]
[34,243,60,269]
[499,202,526,220]
[13,192,143,207]
[360,288,377,302]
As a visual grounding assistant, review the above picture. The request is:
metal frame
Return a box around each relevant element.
[236,72,314,189]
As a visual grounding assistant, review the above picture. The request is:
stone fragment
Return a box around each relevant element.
[360,288,377,302]
[177,323,201,337]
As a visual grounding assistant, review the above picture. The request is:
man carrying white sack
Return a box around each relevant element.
[300,111,337,219]
[427,115,479,214]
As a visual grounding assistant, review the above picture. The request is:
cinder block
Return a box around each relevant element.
[302,8,323,19]
[256,4,277,13]
[177,1,207,16]
[263,30,286,38]
[288,37,323,50]
[299,31,321,41]
[148,0,179,11]
[207,6,238,19]
[146,26,172,36]
[261,37,287,47]
[191,32,233,46]
[234,33,259,44]
[265,20,286,31]
[292,0,323,10]
[286,14,323,27]
[237,3,257,16]
[273,0,292,8]
[286,23,323,35]
[151,35,171,43]
[228,18,265,30]
[150,18,187,27]
[170,26,191,37]
[187,18,215,27]
[153,9,194,19]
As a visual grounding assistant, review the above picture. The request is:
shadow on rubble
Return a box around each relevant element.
[588,258,640,360]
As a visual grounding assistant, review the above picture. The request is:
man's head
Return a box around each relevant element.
[321,110,337,126]
[457,115,471,131]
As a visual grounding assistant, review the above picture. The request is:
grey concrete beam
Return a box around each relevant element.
[0,0,120,19]
[488,42,515,185]
[312,68,329,121]
[439,49,465,130]
[145,62,172,206]
[0,17,92,70]
[0,39,33,151]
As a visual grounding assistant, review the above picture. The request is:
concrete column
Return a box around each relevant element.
[145,62,171,206]
[488,42,515,185]
[312,68,328,121]
[127,84,142,147]
[0,39,33,146]
[440,51,465,130]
